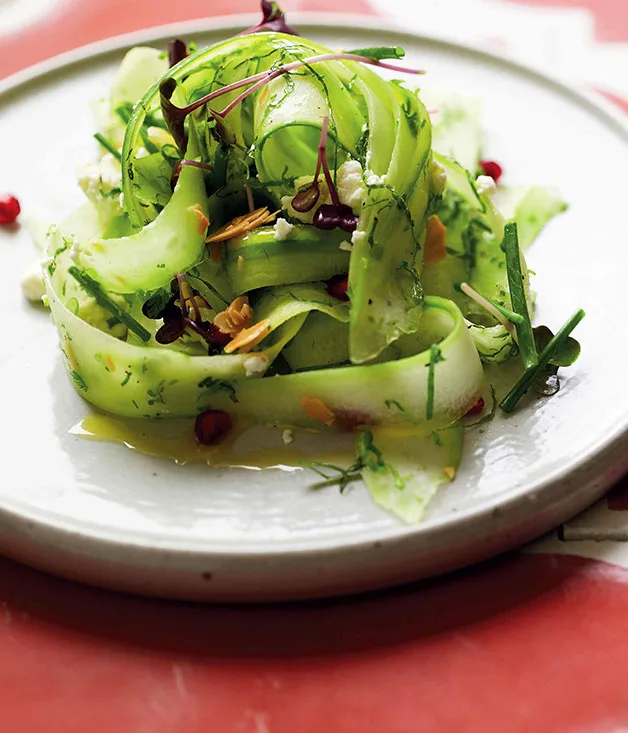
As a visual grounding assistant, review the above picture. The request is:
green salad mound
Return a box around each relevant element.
[39,2,584,523]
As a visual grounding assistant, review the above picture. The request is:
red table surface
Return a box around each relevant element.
[2,1,628,731]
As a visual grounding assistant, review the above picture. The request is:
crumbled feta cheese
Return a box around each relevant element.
[78,153,122,199]
[273,218,294,241]
[430,158,448,195]
[366,170,386,187]
[351,229,366,247]
[69,238,81,263]
[20,260,45,302]
[337,160,366,211]
[475,175,497,197]
[339,240,353,252]
[282,429,294,445]
[243,354,268,377]
[281,161,365,223]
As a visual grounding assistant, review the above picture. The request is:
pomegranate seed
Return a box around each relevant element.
[479,160,503,183]
[0,194,20,225]
[465,397,485,417]
[207,323,231,346]
[326,274,349,301]
[195,409,232,445]
[334,409,370,431]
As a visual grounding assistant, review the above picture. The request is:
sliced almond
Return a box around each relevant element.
[224,319,271,354]
[443,466,456,481]
[300,397,335,427]
[423,214,447,266]
[213,296,254,337]
[188,203,210,235]
[205,207,278,244]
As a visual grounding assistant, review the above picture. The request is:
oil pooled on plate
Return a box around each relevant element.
[71,412,356,472]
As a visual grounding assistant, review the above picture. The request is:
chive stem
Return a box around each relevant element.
[68,266,151,343]
[94,133,121,161]
[499,309,586,413]
[426,344,443,420]
[345,46,406,61]
[502,222,537,369]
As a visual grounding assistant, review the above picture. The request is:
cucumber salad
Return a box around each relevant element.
[29,2,584,523]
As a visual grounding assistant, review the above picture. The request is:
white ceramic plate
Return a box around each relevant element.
[1,14,627,602]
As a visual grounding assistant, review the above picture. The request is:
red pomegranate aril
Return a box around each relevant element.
[326,274,349,301]
[195,409,232,445]
[207,323,232,346]
[0,194,20,225]
[479,160,503,183]
[465,397,485,417]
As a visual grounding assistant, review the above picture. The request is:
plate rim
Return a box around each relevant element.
[1,13,627,597]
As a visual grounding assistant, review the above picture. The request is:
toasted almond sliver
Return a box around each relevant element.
[224,319,271,354]
[423,214,447,266]
[214,296,253,337]
[300,396,335,427]
[188,203,210,235]
[205,207,278,244]
[444,466,457,481]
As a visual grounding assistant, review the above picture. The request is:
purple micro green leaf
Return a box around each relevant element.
[241,1,299,36]
[160,52,424,151]
[168,39,188,68]
[160,77,189,153]
[291,181,321,213]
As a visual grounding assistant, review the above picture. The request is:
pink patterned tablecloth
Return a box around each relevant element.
[1,2,628,731]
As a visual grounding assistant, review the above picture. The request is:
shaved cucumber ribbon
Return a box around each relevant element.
[361,425,463,523]
[45,250,483,424]
[121,32,434,364]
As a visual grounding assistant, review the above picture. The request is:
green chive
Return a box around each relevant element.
[503,222,537,369]
[426,344,444,420]
[346,46,406,61]
[500,309,586,413]
[486,297,525,325]
[94,133,121,161]
[68,266,151,343]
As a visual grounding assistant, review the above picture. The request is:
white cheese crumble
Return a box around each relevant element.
[337,160,366,211]
[475,175,497,197]
[365,171,387,187]
[351,229,366,247]
[281,160,366,223]
[77,153,122,199]
[339,240,353,252]
[273,218,294,241]
[282,429,294,445]
[243,355,268,377]
[69,238,81,263]
[20,260,45,302]
[430,158,448,195]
